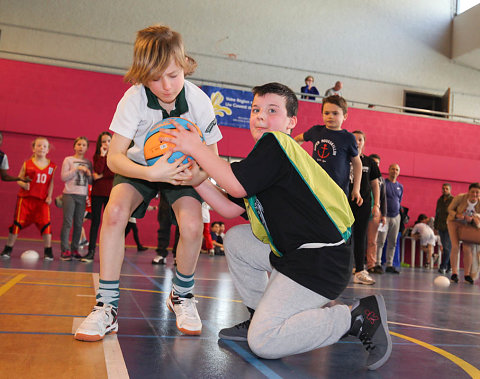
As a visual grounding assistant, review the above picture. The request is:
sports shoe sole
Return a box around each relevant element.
[166,297,202,336]
[353,278,375,285]
[367,294,392,370]
[218,330,248,341]
[74,324,118,342]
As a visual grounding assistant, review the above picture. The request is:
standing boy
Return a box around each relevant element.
[294,96,362,205]
[74,25,222,341]
[168,83,392,370]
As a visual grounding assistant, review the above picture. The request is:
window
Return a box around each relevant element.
[457,0,480,14]
[403,89,450,118]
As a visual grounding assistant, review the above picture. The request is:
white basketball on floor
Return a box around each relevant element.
[434,275,450,288]
[21,250,40,261]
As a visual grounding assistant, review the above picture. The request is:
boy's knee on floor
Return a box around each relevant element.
[247,323,283,359]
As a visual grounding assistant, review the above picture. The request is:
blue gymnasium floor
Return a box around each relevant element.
[0,238,479,379]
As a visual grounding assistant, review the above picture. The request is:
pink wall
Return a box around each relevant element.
[1,59,479,250]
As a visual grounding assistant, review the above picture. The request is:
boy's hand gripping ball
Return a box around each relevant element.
[144,117,204,166]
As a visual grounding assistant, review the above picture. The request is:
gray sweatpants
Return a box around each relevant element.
[224,224,351,359]
[60,193,86,252]
[376,214,401,266]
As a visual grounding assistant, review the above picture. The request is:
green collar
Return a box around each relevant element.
[145,86,189,118]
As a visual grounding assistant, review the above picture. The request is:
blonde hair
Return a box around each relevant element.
[32,136,50,149]
[124,25,197,86]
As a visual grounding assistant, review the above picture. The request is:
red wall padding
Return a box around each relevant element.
[1,59,479,249]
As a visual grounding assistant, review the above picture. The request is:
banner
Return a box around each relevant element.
[202,85,253,129]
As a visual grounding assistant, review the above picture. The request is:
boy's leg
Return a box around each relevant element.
[171,196,203,275]
[218,224,272,341]
[99,184,143,280]
[74,183,143,342]
[223,224,271,309]
[166,195,203,335]
[248,270,350,359]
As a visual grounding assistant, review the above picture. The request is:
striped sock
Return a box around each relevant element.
[96,279,120,308]
[172,269,194,297]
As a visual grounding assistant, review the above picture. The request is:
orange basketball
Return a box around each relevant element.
[144,117,204,165]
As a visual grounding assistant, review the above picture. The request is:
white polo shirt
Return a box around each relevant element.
[110,80,222,165]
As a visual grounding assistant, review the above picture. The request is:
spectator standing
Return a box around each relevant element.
[300,76,320,100]
[376,163,403,274]
[447,182,480,284]
[324,81,343,97]
[60,136,92,261]
[83,132,114,263]
[350,131,381,285]
[434,183,453,274]
[366,154,387,274]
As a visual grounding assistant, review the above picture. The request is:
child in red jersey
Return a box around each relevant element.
[1,137,56,260]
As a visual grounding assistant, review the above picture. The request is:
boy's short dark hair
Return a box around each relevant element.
[211,221,221,227]
[369,153,381,161]
[252,82,298,117]
[442,183,451,188]
[322,95,348,115]
[469,182,480,190]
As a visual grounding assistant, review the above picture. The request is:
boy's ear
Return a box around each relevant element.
[343,112,348,121]
[287,116,297,132]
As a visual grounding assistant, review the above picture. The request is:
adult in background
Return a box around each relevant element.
[324,81,343,97]
[447,182,480,284]
[376,163,403,274]
[434,183,453,274]
[366,154,387,274]
[300,76,320,100]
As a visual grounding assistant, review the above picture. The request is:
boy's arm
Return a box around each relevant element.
[350,155,363,206]
[167,122,247,198]
[294,133,305,145]
[107,133,193,185]
[370,178,380,218]
[194,180,245,218]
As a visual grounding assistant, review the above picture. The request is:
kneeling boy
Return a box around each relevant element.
[168,82,392,370]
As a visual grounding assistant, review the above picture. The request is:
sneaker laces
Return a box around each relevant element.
[233,319,251,330]
[85,303,116,325]
[172,295,199,320]
[359,331,376,352]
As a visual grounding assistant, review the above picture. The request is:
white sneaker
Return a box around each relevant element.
[152,255,166,265]
[167,291,202,335]
[353,270,376,285]
[74,303,118,342]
